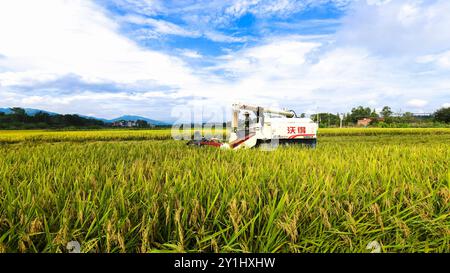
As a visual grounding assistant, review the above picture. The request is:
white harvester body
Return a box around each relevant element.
[228,103,318,149]
[187,103,318,149]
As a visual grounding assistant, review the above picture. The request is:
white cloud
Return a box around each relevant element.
[123,15,200,37]
[407,99,428,108]
[416,50,450,69]
[366,0,391,6]
[442,103,450,108]
[110,0,165,16]
[397,3,419,26]
[203,31,248,43]
[224,0,353,18]
[225,0,260,17]
[121,13,247,43]
[21,96,45,105]
[1,0,449,120]
[0,0,206,120]
[179,50,203,59]
[214,36,320,76]
[0,0,199,88]
[202,30,450,115]
[338,0,450,55]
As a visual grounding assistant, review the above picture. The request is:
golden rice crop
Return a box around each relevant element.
[0,128,448,253]
[0,129,172,144]
[1,128,449,144]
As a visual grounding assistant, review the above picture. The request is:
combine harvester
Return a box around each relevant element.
[188,103,318,149]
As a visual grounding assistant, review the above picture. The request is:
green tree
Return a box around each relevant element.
[402,112,415,123]
[33,112,51,124]
[11,107,27,122]
[11,107,26,116]
[311,113,340,127]
[348,106,378,123]
[380,106,393,123]
[370,108,379,118]
[380,106,393,118]
[136,120,149,128]
[434,107,450,123]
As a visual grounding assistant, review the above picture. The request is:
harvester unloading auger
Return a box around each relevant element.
[187,103,318,149]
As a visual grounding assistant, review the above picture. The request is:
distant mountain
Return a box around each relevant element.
[78,115,110,123]
[0,108,11,114]
[0,107,171,126]
[109,115,171,126]
[0,108,58,116]
[26,108,58,116]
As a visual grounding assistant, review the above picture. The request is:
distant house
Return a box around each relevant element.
[112,120,138,127]
[357,117,385,127]
[357,118,373,127]
[111,120,154,128]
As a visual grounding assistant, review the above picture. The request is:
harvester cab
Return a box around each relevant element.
[188,103,318,149]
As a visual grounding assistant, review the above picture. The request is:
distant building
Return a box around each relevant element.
[391,113,432,118]
[112,120,138,127]
[357,118,373,127]
[411,113,433,118]
[111,120,154,128]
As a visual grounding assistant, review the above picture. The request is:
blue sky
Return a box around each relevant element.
[99,0,346,56]
[0,0,449,121]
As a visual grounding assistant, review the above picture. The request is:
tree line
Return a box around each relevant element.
[310,106,450,128]
[0,108,154,129]
[0,108,105,129]
[1,106,449,129]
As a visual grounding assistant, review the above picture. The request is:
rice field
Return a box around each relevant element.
[0,128,449,253]
[1,128,450,144]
